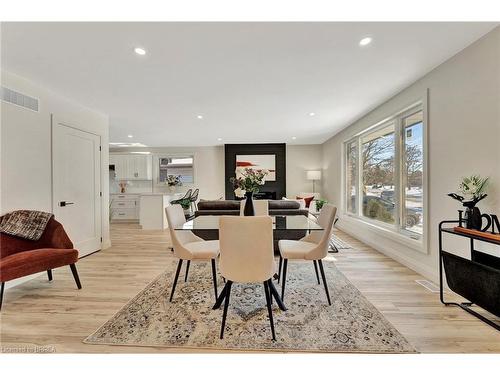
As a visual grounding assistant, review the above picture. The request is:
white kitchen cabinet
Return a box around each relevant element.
[110,154,152,180]
[110,194,140,221]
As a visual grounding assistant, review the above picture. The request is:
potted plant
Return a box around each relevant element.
[166,175,182,193]
[230,168,269,216]
[448,175,488,230]
[177,198,192,216]
[315,199,328,213]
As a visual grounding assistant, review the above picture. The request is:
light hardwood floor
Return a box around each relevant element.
[1,223,499,353]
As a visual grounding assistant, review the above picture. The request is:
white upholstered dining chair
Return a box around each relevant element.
[213,216,277,340]
[239,199,269,216]
[278,204,337,305]
[165,205,220,302]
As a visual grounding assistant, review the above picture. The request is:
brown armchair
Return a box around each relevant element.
[0,216,81,310]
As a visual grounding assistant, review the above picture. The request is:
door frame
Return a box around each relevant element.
[51,114,103,255]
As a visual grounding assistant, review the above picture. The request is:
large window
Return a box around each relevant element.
[159,156,194,184]
[345,140,358,214]
[344,104,424,240]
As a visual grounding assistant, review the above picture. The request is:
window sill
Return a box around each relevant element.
[341,213,427,254]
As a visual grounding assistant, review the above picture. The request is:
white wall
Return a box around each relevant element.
[286,145,323,198]
[1,71,111,251]
[321,27,500,281]
[109,146,225,200]
[113,145,323,201]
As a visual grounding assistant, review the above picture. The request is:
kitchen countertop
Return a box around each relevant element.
[139,192,183,196]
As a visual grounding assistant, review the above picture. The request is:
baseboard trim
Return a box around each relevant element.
[337,220,437,283]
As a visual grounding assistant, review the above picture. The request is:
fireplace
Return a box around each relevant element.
[224,143,286,200]
[253,191,276,200]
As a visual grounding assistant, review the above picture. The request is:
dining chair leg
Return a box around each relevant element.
[184,260,191,282]
[317,260,331,305]
[268,279,287,311]
[264,280,277,341]
[278,255,283,284]
[69,264,82,289]
[211,259,218,300]
[169,259,183,302]
[220,280,233,339]
[0,282,4,311]
[281,259,288,302]
[47,269,53,281]
[313,260,320,285]
[213,281,229,309]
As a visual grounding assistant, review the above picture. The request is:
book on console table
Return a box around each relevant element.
[453,226,500,242]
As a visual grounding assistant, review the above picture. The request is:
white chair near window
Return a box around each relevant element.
[278,204,337,305]
[213,216,277,341]
[239,199,269,216]
[165,205,220,302]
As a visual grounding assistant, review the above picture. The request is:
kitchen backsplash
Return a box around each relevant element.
[109,171,153,194]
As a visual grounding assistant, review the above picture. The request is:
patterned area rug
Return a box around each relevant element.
[84,260,416,353]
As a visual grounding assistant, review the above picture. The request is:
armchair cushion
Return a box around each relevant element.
[0,248,78,282]
[0,217,73,259]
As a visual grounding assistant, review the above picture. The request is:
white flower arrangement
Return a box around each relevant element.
[458,175,489,201]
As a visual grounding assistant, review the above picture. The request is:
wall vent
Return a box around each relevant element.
[1,86,39,112]
[415,279,440,293]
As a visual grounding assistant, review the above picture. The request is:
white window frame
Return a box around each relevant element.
[153,153,196,186]
[342,92,428,253]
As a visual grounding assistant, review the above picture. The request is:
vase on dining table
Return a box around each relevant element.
[243,191,255,216]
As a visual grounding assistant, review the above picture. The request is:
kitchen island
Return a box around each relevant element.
[139,193,183,230]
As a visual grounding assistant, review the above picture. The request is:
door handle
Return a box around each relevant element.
[59,201,74,207]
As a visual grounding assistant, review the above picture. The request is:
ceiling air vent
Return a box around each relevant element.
[1,86,39,112]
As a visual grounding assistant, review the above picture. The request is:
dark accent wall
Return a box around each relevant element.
[224,143,286,200]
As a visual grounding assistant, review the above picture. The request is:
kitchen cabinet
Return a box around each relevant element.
[110,194,140,221]
[110,154,152,180]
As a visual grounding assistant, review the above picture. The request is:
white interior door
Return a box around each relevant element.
[52,117,102,257]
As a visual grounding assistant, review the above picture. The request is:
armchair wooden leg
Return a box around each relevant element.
[211,259,218,300]
[69,264,82,289]
[0,282,4,311]
[318,260,331,305]
[47,269,53,281]
[264,280,276,341]
[169,259,183,302]
[184,260,191,282]
[313,260,320,285]
[220,280,233,339]
[281,259,288,302]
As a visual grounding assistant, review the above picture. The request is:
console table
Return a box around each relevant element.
[439,220,500,330]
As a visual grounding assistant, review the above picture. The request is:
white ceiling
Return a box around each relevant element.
[1,22,497,146]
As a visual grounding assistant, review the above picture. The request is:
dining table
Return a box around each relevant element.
[174,214,324,311]
[175,214,323,232]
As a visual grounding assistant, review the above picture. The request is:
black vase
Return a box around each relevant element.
[243,191,255,216]
[464,202,482,230]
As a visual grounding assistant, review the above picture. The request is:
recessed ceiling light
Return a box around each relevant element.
[292,136,297,140]
[197,115,203,119]
[217,138,223,141]
[127,134,133,138]
[359,37,372,46]
[134,47,146,55]
[309,112,315,117]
